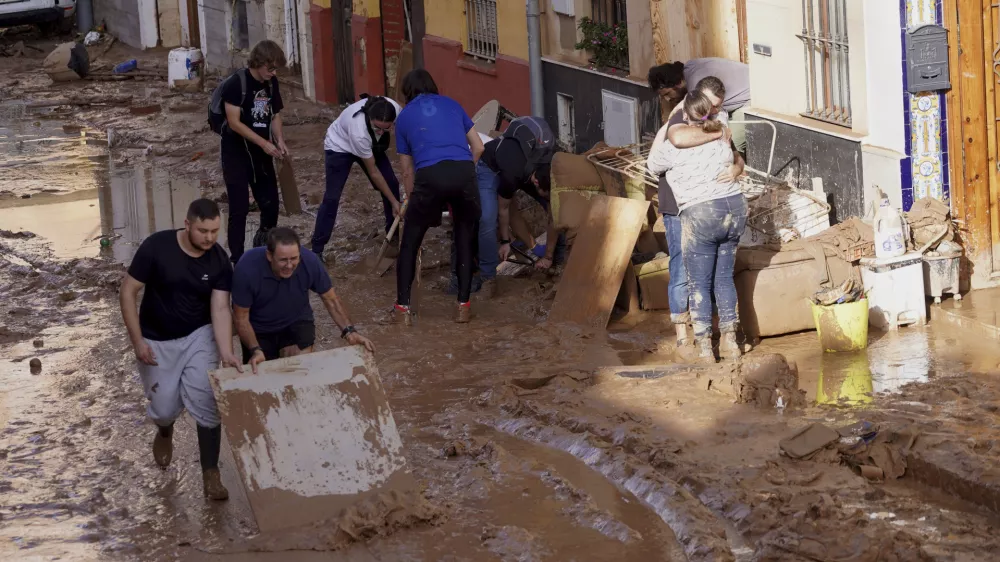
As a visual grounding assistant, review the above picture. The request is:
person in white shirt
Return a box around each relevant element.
[309,95,404,260]
[647,88,747,363]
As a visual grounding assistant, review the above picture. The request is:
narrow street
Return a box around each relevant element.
[3,33,1000,561]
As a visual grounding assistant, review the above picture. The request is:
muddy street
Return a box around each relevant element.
[4,35,1000,561]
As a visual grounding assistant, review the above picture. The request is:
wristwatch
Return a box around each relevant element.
[341,325,357,339]
[500,239,511,245]
[249,346,263,356]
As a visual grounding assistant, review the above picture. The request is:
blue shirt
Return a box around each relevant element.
[231,246,333,333]
[395,94,475,170]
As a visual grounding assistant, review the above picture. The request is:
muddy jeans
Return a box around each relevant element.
[137,324,221,429]
[663,213,689,324]
[680,194,748,338]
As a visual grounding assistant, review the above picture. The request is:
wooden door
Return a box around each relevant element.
[944,0,996,278]
[187,0,200,48]
[331,0,355,104]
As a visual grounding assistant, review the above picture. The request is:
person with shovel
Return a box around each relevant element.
[232,227,374,372]
[119,198,242,501]
[392,69,484,325]
[310,94,404,263]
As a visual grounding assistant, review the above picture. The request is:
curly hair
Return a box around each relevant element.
[249,40,287,70]
[683,90,724,134]
[647,61,685,90]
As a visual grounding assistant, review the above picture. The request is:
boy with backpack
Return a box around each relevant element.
[208,40,288,265]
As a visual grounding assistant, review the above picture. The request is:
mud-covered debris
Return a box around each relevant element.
[510,370,557,390]
[709,353,806,408]
[29,357,41,374]
[0,229,35,239]
[779,423,840,459]
[58,291,78,302]
[32,339,43,348]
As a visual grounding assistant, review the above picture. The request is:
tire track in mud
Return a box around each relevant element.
[469,363,1000,562]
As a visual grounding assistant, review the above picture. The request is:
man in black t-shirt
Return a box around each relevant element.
[221,40,288,265]
[119,199,242,501]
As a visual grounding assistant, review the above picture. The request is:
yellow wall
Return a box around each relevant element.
[353,0,379,17]
[424,0,528,61]
[497,1,528,61]
[425,0,467,47]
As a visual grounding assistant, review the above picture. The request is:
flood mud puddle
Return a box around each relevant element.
[0,161,213,263]
[757,325,1000,405]
[0,106,108,198]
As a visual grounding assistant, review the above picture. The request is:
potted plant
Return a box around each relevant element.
[575,17,629,73]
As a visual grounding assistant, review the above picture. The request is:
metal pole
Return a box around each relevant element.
[526,0,544,117]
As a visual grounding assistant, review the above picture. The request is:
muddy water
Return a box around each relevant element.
[0,106,108,197]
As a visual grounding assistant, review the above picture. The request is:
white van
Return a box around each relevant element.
[0,0,76,35]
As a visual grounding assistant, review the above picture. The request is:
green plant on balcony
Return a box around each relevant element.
[574,16,629,72]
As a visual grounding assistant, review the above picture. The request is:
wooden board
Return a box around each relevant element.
[277,158,302,215]
[209,347,415,533]
[392,42,414,103]
[549,195,650,328]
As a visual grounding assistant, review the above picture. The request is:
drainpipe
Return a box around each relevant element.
[526,0,544,117]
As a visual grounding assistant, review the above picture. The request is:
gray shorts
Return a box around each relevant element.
[137,324,220,429]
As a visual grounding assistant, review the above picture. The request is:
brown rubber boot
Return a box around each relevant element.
[696,338,716,363]
[152,430,172,468]
[202,468,229,501]
[719,332,742,362]
[455,302,471,323]
[674,322,693,348]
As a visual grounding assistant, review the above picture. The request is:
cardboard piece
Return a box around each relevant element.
[277,158,302,215]
[209,346,415,533]
[549,195,650,328]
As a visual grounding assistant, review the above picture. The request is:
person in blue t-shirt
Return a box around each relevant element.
[231,227,374,373]
[392,70,485,325]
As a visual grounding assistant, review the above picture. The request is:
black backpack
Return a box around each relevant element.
[499,116,555,176]
[207,70,278,135]
[207,69,245,135]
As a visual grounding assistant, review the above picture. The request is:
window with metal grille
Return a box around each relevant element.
[590,0,627,26]
[796,0,851,127]
[465,0,498,61]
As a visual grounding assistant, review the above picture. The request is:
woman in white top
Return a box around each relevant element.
[647,89,747,362]
[309,95,404,259]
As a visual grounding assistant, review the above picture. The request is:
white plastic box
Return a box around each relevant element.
[860,252,927,330]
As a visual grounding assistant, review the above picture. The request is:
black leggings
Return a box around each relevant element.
[397,160,480,306]
[222,141,280,263]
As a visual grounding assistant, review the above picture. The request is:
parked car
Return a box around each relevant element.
[0,0,76,35]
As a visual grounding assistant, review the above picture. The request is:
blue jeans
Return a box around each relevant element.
[680,194,748,338]
[663,214,689,324]
[476,161,501,279]
[310,150,400,255]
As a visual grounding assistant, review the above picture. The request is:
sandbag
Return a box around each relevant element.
[44,42,89,82]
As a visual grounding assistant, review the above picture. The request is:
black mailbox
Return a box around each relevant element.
[906,24,950,93]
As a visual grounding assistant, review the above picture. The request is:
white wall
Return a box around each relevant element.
[747,0,906,210]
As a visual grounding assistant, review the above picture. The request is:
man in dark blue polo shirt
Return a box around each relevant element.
[232,227,374,372]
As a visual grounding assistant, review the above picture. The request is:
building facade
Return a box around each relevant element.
[538,0,746,153]
[93,0,315,96]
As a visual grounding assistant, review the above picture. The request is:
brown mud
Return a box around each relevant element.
[3,33,1000,561]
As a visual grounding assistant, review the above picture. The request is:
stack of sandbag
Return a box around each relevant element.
[43,42,89,82]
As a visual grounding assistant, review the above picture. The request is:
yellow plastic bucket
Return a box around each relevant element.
[810,299,869,352]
